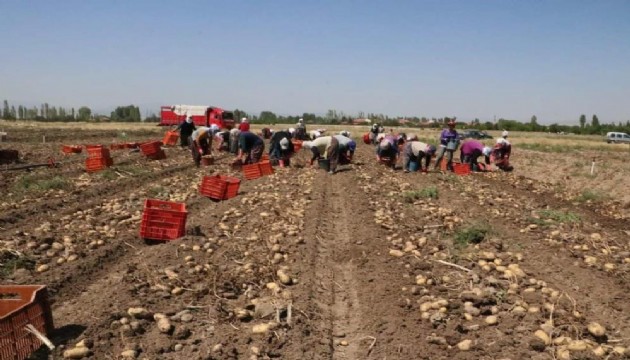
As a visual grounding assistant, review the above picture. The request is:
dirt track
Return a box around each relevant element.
[1,127,629,360]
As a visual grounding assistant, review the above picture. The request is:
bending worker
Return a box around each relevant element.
[376,134,400,169]
[237,131,265,164]
[190,124,219,167]
[402,137,436,172]
[303,135,339,174]
[460,139,492,171]
[333,134,356,166]
[269,130,295,166]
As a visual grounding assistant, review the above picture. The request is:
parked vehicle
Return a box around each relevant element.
[160,105,235,129]
[606,132,630,144]
[460,129,493,140]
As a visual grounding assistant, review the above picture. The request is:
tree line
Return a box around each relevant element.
[1,100,150,122]
[3,100,629,134]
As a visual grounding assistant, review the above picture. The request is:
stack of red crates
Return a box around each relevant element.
[139,199,187,241]
[85,145,113,172]
[139,141,166,160]
[199,175,241,201]
[0,285,54,360]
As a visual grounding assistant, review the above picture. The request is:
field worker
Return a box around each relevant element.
[402,140,436,173]
[269,130,295,165]
[288,128,296,138]
[214,128,231,152]
[176,115,196,148]
[190,125,218,167]
[333,134,356,166]
[229,127,241,154]
[339,130,351,138]
[434,119,459,172]
[369,123,380,144]
[460,140,491,171]
[309,129,322,140]
[238,117,250,132]
[295,118,307,140]
[303,136,339,174]
[376,135,399,169]
[492,131,513,171]
[237,131,265,164]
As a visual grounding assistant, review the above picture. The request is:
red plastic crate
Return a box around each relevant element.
[453,162,471,176]
[200,175,241,200]
[61,145,82,154]
[85,157,113,172]
[86,146,110,159]
[259,161,274,176]
[162,131,179,146]
[139,199,187,241]
[0,285,54,360]
[110,143,126,150]
[242,163,262,180]
[139,141,162,156]
[147,149,166,160]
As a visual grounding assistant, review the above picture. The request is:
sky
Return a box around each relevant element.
[1,0,629,124]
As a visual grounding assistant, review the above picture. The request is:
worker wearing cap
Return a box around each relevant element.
[492,131,513,171]
[190,125,219,167]
[237,131,265,164]
[269,130,294,165]
[402,140,436,173]
[176,115,196,148]
[434,119,459,171]
[376,135,399,169]
[460,139,491,171]
[238,117,250,132]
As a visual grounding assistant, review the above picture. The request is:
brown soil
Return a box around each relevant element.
[1,127,629,360]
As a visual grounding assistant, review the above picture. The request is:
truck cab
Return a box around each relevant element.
[160,105,235,130]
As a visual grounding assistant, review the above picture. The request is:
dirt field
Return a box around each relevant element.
[1,122,629,360]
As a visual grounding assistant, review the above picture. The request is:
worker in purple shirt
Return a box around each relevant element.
[460,139,492,171]
[376,135,400,169]
[433,119,459,171]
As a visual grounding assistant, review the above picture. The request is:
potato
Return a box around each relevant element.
[587,322,606,337]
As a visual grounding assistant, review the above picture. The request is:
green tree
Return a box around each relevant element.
[18,105,24,119]
[2,100,9,119]
[10,106,16,119]
[579,114,586,129]
[258,111,277,124]
[77,106,92,121]
[591,114,599,128]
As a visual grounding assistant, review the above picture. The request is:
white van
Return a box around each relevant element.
[606,132,630,144]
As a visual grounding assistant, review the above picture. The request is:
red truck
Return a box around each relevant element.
[160,105,235,129]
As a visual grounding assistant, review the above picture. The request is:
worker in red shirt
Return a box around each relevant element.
[238,117,250,132]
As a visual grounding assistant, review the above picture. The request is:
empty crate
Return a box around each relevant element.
[139,199,187,241]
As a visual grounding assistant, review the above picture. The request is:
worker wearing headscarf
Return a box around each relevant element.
[434,119,459,171]
[333,134,356,167]
[237,131,265,164]
[460,140,491,171]
[269,130,295,165]
[303,135,339,174]
[190,125,219,167]
[295,118,307,140]
[238,117,250,132]
[376,135,399,169]
[492,131,513,171]
[229,127,241,154]
[402,141,436,172]
[176,115,196,148]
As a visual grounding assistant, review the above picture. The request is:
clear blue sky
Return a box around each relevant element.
[1,0,629,124]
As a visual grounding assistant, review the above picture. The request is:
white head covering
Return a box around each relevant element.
[209,124,220,133]
[379,139,391,150]
[298,118,304,123]
[241,117,248,123]
[280,137,290,150]
[288,128,295,134]
[339,130,351,137]
[302,141,313,149]
[185,117,192,124]
[482,146,492,157]
[502,130,509,138]
[407,133,418,141]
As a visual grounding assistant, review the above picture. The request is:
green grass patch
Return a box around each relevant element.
[12,175,69,193]
[575,189,610,203]
[0,250,35,278]
[538,209,580,223]
[453,223,490,248]
[402,186,439,202]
